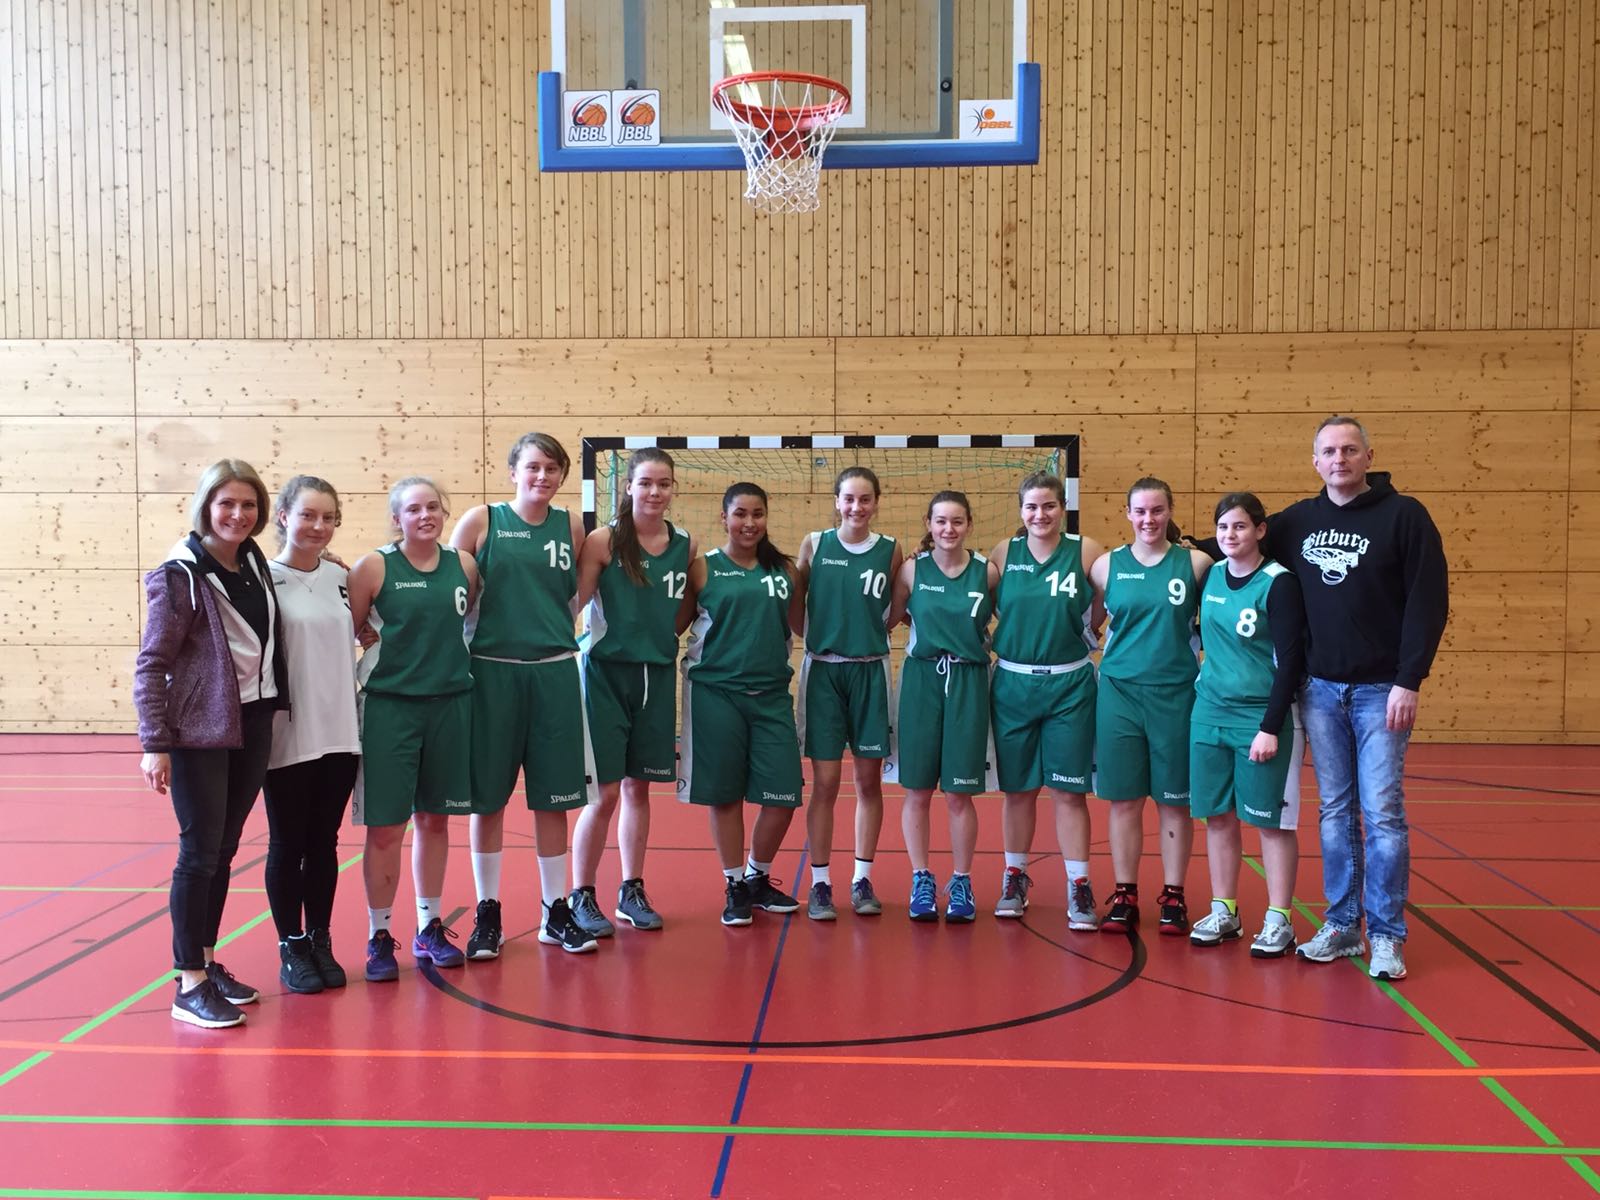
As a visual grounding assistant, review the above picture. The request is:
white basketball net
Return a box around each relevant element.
[714,76,848,215]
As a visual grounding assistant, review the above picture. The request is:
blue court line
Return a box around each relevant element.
[1411,825,1600,940]
[709,846,810,1199]
[0,845,165,925]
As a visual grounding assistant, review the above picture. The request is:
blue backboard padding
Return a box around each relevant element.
[537,63,1040,172]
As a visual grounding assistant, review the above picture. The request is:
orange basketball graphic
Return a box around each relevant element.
[622,100,656,126]
[983,107,996,120]
[576,102,608,126]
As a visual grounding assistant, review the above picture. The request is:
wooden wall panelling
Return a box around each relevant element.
[0,569,139,645]
[8,494,137,569]
[134,339,485,415]
[1195,410,1570,494]
[1572,408,1600,488]
[0,339,134,413]
[0,646,133,725]
[0,417,134,489]
[1196,331,1574,412]
[484,338,835,417]
[134,414,483,494]
[1569,574,1600,652]
[1569,651,1600,730]
[834,335,1195,416]
[1417,650,1565,733]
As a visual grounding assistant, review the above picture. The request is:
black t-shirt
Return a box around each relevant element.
[187,532,270,649]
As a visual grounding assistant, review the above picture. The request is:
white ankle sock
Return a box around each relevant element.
[537,853,568,910]
[472,851,503,902]
[811,863,831,886]
[1004,852,1028,871]
[368,907,393,938]
[415,896,440,930]
[746,856,773,878]
[1065,859,1090,881]
[853,857,873,882]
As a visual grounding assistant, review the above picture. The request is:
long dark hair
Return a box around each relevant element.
[1014,470,1065,538]
[918,489,974,554]
[1126,475,1183,544]
[1213,491,1268,527]
[612,448,676,586]
[723,482,792,573]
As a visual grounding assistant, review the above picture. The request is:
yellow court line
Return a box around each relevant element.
[2,1040,1595,1080]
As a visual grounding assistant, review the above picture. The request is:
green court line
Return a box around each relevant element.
[1243,856,1599,1193]
[0,1111,1597,1158]
[0,853,365,1092]
[0,1192,470,1200]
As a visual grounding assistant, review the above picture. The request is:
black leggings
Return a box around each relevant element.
[168,701,275,971]
[261,752,359,938]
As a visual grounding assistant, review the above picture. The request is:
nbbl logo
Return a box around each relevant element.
[613,90,661,146]
[562,91,611,146]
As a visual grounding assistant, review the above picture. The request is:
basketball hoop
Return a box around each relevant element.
[711,72,851,215]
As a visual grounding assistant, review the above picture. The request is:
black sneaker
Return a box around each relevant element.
[538,898,599,954]
[205,960,260,1005]
[308,928,347,988]
[171,978,246,1028]
[1157,885,1189,936]
[744,871,800,913]
[568,886,616,938]
[1101,887,1140,932]
[278,935,325,995]
[616,878,664,930]
[467,899,505,960]
[722,878,754,926]
[365,930,399,982]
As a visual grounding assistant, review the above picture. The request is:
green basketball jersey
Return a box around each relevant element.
[1193,560,1289,727]
[358,544,472,696]
[803,528,896,657]
[905,552,993,663]
[992,534,1094,664]
[683,550,794,691]
[583,521,691,665]
[469,503,578,660]
[1100,544,1200,685]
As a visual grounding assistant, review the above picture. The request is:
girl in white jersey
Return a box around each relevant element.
[262,475,361,994]
[790,466,901,920]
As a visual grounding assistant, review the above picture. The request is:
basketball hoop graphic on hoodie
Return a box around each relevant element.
[1301,530,1371,585]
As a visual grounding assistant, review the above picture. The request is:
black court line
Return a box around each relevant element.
[0,851,270,1006]
[422,917,1147,1050]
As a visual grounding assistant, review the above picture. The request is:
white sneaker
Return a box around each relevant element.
[1295,922,1366,963]
[1368,935,1407,980]
[1189,907,1243,946]
[1250,920,1296,958]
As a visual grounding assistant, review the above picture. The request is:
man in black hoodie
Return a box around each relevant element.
[1238,416,1448,982]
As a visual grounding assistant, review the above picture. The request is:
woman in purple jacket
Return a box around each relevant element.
[134,459,289,1029]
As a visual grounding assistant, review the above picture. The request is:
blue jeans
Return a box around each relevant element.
[1299,678,1412,942]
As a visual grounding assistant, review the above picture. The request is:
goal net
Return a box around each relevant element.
[581,435,1079,554]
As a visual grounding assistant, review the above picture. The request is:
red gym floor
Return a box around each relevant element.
[1,736,1598,1199]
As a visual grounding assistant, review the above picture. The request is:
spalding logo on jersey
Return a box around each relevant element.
[1301,529,1371,584]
